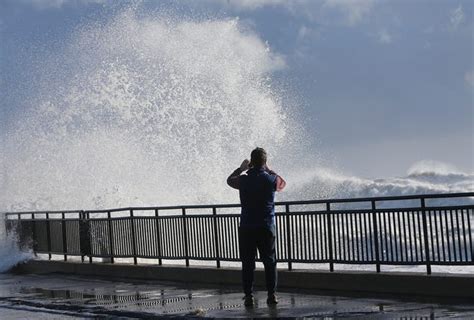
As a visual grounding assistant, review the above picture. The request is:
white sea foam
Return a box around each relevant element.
[1,7,472,272]
[284,162,473,203]
[0,216,33,273]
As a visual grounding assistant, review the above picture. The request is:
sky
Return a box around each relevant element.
[1,0,473,178]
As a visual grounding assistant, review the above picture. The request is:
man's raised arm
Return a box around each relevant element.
[227,168,242,190]
[227,159,251,190]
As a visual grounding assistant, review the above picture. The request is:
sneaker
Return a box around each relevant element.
[243,295,254,307]
[267,293,278,305]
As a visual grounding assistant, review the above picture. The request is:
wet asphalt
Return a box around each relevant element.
[0,273,473,319]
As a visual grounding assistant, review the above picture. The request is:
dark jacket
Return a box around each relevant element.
[227,166,286,228]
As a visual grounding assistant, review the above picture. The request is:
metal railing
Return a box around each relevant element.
[4,192,474,274]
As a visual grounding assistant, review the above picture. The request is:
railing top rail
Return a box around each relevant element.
[89,202,242,213]
[3,192,473,217]
[277,192,474,206]
[2,209,83,216]
[11,204,474,221]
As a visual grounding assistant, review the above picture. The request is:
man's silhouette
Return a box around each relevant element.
[227,147,286,307]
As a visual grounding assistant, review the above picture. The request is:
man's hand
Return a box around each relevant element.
[228,159,249,190]
[240,159,250,171]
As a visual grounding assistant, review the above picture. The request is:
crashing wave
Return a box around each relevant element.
[284,162,473,205]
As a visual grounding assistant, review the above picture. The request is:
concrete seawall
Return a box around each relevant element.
[12,260,474,299]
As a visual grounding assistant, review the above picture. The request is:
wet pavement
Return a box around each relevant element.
[0,273,473,319]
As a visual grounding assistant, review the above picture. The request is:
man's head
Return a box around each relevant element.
[250,147,267,168]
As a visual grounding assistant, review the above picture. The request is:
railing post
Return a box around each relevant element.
[326,202,334,272]
[371,201,381,273]
[182,208,189,267]
[88,212,92,264]
[79,211,87,262]
[155,209,162,266]
[286,204,292,271]
[2,215,8,238]
[130,209,138,265]
[79,210,91,263]
[420,198,431,275]
[107,211,114,264]
[17,213,21,238]
[213,207,220,268]
[17,214,22,250]
[61,212,67,261]
[31,213,37,257]
[46,212,52,260]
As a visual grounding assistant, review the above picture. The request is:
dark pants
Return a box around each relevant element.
[239,226,277,296]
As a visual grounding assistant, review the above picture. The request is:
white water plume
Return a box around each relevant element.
[2,9,301,211]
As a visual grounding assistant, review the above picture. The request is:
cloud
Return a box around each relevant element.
[449,5,464,29]
[205,0,375,26]
[294,25,321,61]
[377,29,392,44]
[216,0,290,10]
[465,71,474,87]
[24,0,66,8]
[298,25,310,40]
[323,0,375,26]
[297,25,320,41]
[422,25,435,34]
[20,0,105,9]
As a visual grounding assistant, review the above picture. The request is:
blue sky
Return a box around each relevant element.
[1,0,473,178]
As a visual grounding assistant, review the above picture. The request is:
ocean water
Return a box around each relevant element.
[1,7,473,273]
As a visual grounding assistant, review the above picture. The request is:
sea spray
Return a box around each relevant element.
[1,9,304,211]
[0,215,33,272]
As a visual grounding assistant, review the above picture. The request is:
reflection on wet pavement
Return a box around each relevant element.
[0,273,473,319]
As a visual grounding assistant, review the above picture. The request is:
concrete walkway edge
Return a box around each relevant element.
[11,260,474,299]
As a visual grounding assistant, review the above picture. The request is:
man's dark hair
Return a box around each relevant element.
[250,147,267,168]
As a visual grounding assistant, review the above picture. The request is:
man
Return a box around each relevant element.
[227,147,286,307]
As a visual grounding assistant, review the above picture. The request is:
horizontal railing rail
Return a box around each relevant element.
[4,192,474,274]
